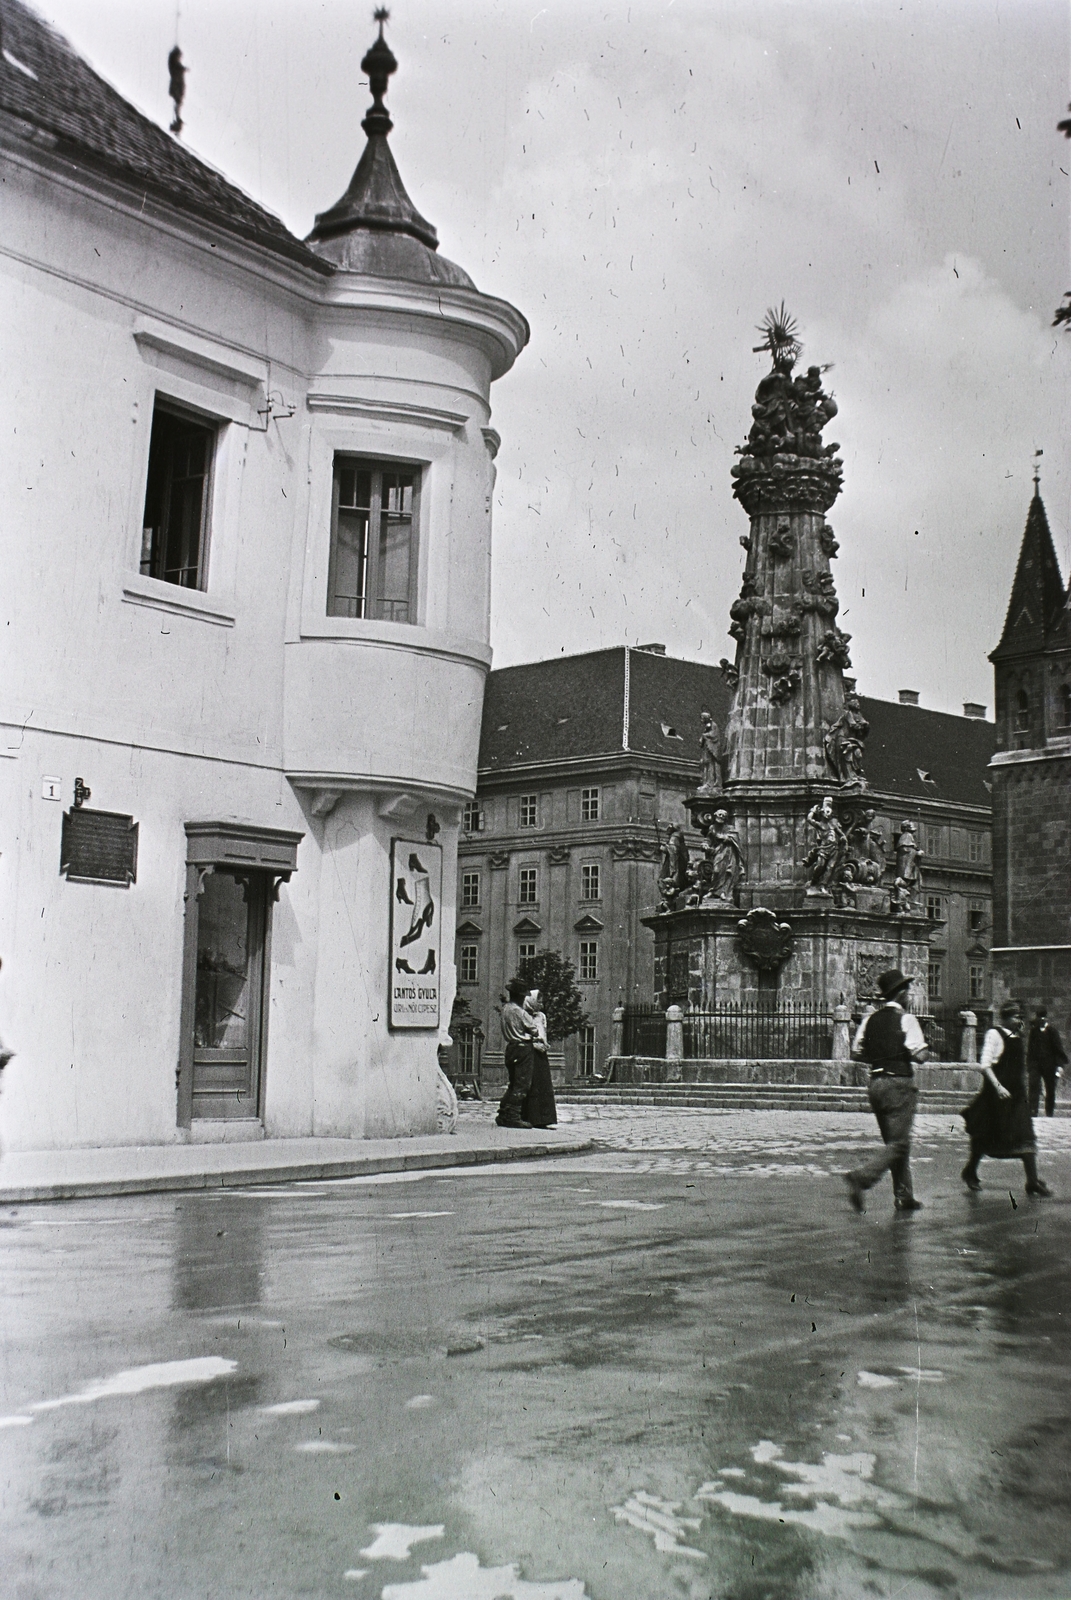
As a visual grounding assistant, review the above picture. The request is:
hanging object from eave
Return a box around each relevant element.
[168,44,186,136]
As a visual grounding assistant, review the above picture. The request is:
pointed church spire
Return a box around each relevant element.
[307,8,439,254]
[991,480,1069,660]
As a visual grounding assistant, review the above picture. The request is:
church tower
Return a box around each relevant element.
[988,479,1071,1024]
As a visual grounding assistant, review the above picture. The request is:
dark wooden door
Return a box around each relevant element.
[191,870,267,1119]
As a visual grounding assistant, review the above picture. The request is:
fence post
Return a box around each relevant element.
[665,1004,684,1080]
[610,1005,625,1059]
[959,1010,977,1064]
[831,1003,852,1062]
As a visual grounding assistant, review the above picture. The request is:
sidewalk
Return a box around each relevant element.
[0,1121,593,1204]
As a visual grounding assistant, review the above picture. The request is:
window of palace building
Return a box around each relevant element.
[458,944,478,984]
[578,940,599,982]
[519,795,538,828]
[581,787,600,822]
[519,867,538,904]
[578,1025,597,1075]
[461,871,481,909]
[327,458,419,622]
[462,801,484,833]
[580,863,601,901]
[140,401,217,589]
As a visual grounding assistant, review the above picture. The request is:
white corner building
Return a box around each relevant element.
[0,2,527,1149]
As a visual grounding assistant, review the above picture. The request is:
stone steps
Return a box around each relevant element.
[555,1084,1071,1116]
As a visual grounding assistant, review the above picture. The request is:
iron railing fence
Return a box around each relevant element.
[621,1003,668,1058]
[910,1005,992,1061]
[683,1002,834,1061]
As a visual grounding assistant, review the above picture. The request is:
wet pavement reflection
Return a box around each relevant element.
[2,1111,1070,1599]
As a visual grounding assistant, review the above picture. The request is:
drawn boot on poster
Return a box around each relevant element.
[400,853,435,948]
[418,950,436,975]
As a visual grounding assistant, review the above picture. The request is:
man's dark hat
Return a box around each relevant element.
[999,999,1021,1020]
[507,978,528,1002]
[877,969,911,1001]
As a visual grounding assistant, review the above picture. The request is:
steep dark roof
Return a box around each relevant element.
[991,491,1069,660]
[479,647,994,809]
[858,697,995,809]
[0,0,330,274]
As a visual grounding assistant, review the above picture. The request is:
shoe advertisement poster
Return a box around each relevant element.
[389,838,442,1030]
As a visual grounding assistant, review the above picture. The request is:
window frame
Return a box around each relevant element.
[578,940,599,982]
[517,941,537,964]
[519,794,539,829]
[580,863,601,902]
[462,801,484,834]
[327,454,422,624]
[967,832,984,864]
[925,892,945,922]
[968,964,986,1002]
[580,787,601,823]
[578,1024,597,1075]
[518,866,539,905]
[458,944,479,985]
[140,399,219,592]
[968,900,988,935]
[460,870,481,910]
[926,961,942,1003]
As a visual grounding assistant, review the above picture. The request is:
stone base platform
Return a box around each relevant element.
[601,1056,984,1092]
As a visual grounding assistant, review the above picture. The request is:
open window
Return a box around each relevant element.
[328,457,420,622]
[141,401,218,589]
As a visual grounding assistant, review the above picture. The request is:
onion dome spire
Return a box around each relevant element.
[306,7,439,256]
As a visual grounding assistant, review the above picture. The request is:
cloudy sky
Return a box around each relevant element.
[38,0,1071,714]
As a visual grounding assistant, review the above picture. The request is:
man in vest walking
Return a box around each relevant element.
[843,969,929,1213]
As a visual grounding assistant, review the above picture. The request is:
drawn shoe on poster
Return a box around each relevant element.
[398,853,435,948]
[418,950,436,975]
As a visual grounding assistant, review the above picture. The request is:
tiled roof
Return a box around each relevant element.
[479,647,994,810]
[0,0,330,274]
[858,697,995,809]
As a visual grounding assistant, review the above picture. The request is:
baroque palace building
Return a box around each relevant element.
[455,644,996,1077]
[0,3,526,1149]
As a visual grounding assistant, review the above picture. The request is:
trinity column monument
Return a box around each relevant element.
[648,309,930,1011]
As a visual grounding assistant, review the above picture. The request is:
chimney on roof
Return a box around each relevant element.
[898,689,920,706]
[636,643,666,655]
[963,702,986,720]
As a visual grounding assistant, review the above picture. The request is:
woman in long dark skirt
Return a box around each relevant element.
[520,988,557,1129]
[961,999,1052,1196]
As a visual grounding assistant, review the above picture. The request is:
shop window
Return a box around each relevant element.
[328,458,419,622]
[580,863,601,901]
[927,961,942,1003]
[459,944,479,984]
[462,801,484,833]
[969,965,986,1002]
[581,787,600,822]
[578,1025,597,1075]
[140,401,216,589]
[519,867,538,904]
[460,871,481,909]
[519,794,538,828]
[578,940,599,982]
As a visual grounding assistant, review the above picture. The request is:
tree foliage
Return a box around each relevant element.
[513,949,589,1044]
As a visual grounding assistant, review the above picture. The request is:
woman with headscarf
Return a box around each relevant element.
[961,999,1052,1196]
[520,987,557,1129]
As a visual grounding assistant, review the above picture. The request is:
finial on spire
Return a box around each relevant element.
[361,8,397,139]
[753,303,802,370]
[1034,448,1043,489]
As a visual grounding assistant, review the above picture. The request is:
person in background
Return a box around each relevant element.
[521,988,557,1129]
[1027,1006,1068,1119]
[961,1000,1052,1196]
[496,978,537,1130]
[843,969,928,1214]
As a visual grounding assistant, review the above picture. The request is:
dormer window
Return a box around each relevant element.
[328,457,420,622]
